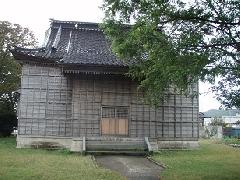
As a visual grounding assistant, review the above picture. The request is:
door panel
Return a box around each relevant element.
[109,118,116,135]
[101,107,128,136]
[118,118,128,135]
[101,118,110,135]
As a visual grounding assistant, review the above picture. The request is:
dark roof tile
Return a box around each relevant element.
[11,19,128,67]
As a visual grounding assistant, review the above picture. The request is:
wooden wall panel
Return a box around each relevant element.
[19,65,199,140]
[18,64,72,137]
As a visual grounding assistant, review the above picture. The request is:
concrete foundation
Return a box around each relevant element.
[157,140,199,149]
[70,138,84,152]
[17,135,199,151]
[17,135,73,149]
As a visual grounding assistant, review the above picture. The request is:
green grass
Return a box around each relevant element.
[152,140,240,180]
[0,138,123,180]
[222,137,240,145]
[2,138,240,180]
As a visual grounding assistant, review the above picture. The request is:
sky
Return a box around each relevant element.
[0,0,222,112]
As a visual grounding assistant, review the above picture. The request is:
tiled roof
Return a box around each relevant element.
[11,19,128,67]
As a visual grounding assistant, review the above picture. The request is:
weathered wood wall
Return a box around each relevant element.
[72,75,132,137]
[18,64,199,140]
[18,64,72,136]
[71,74,199,140]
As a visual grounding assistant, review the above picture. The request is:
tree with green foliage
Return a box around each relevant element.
[102,0,240,107]
[0,21,36,136]
[210,117,226,127]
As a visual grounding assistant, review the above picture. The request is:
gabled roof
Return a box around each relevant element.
[11,19,128,67]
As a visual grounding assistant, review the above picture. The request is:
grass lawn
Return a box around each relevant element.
[152,140,240,180]
[0,137,123,180]
[222,137,240,145]
[1,138,240,180]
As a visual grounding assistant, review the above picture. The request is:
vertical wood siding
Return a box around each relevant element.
[19,66,199,140]
[71,75,199,140]
[18,64,72,137]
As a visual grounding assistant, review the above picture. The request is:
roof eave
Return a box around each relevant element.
[10,50,58,64]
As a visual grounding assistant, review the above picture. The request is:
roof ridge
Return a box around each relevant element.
[49,18,101,25]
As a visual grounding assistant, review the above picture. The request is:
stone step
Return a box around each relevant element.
[86,145,147,151]
[86,137,145,142]
[87,150,147,156]
[86,144,146,148]
[70,137,151,153]
[86,142,147,149]
[86,137,147,151]
[87,140,145,143]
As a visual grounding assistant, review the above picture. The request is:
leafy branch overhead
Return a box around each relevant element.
[0,21,36,110]
[102,0,240,107]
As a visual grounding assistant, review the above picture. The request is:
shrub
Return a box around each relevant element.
[0,113,17,137]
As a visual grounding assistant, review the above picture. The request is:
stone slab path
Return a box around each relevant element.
[95,155,163,180]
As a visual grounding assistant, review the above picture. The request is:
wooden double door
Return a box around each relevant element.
[101,106,128,136]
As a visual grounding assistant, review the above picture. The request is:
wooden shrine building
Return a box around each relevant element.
[11,19,199,152]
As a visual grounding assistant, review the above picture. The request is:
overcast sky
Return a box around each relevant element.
[0,0,222,112]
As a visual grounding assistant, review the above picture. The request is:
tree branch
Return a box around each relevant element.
[159,16,239,26]
[188,42,239,49]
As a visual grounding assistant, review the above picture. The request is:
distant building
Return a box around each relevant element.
[222,114,240,127]
[203,113,240,127]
